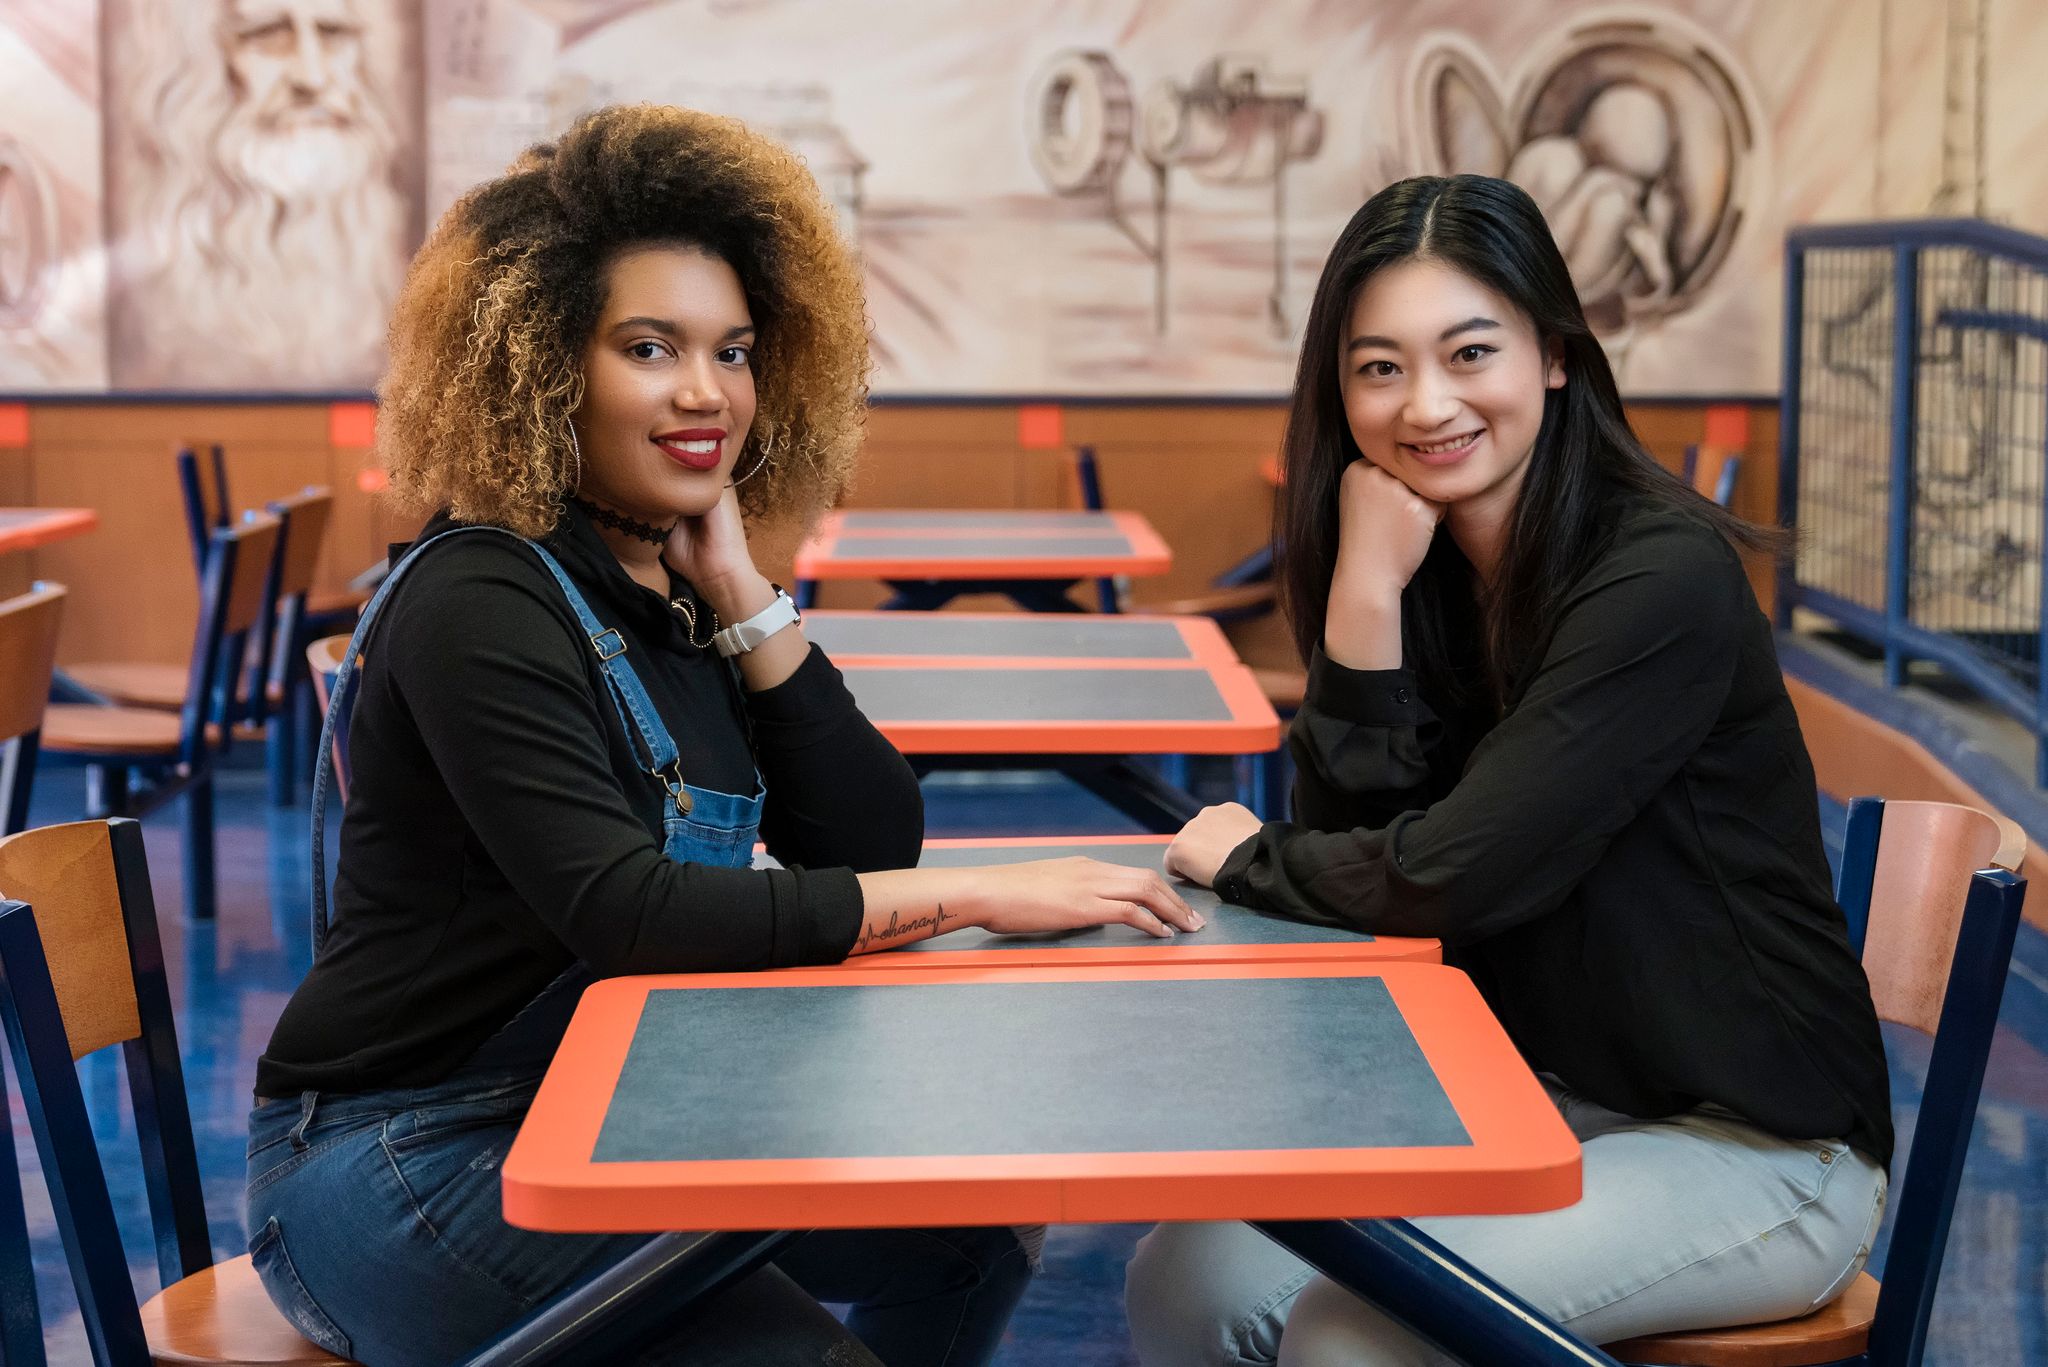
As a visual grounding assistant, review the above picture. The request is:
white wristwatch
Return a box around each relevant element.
[711,586,802,657]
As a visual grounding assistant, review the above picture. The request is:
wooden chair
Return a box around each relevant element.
[1609,797,2028,1367]
[304,635,353,805]
[177,445,366,626]
[0,585,65,836]
[249,491,341,806]
[0,818,354,1365]
[36,516,281,921]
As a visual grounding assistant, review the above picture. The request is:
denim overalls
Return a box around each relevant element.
[247,526,770,1359]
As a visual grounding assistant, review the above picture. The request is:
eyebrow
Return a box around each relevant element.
[608,317,756,341]
[1346,316,1501,353]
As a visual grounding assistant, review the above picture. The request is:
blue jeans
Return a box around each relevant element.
[247,1070,1030,1367]
[1124,1079,1888,1366]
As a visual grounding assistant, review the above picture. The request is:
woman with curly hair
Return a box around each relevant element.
[246,105,1201,1367]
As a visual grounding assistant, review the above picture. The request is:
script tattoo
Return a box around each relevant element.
[852,902,957,953]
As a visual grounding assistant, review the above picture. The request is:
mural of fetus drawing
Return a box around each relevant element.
[103,0,421,389]
[1405,10,1759,344]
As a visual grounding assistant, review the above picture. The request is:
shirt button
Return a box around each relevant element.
[1393,688,1411,704]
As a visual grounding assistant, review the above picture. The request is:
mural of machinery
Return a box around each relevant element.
[1403,9,1762,346]
[1027,49,1324,336]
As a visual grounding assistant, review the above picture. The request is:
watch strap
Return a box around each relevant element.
[711,587,801,656]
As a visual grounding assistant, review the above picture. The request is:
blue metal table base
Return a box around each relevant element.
[463,1230,799,1366]
[910,753,1204,833]
[1253,1218,1626,1367]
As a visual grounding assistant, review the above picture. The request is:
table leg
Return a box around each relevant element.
[1006,580,1087,613]
[461,1229,800,1367]
[880,580,963,611]
[1251,1218,1625,1367]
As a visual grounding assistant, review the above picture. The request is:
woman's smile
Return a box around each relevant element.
[1401,429,1485,466]
[655,427,727,471]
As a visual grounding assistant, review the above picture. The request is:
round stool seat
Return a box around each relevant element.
[138,1254,358,1365]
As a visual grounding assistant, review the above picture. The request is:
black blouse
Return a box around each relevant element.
[1214,497,1894,1168]
[256,504,922,1097]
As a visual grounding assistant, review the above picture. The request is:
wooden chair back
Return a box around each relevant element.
[0,821,213,1342]
[0,583,64,746]
[183,515,281,764]
[0,583,67,835]
[248,489,335,725]
[268,488,335,602]
[1852,799,2026,1035]
[0,821,144,1060]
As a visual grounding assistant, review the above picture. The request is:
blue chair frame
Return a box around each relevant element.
[42,518,279,920]
[1834,796,2026,1367]
[175,444,231,575]
[0,819,211,1366]
[1613,794,2027,1367]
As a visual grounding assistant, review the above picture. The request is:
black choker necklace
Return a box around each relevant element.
[571,497,675,547]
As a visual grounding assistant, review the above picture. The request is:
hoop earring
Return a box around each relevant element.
[727,445,770,488]
[565,423,584,492]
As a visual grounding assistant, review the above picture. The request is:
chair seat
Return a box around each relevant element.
[139,1254,358,1365]
[1605,1271,1877,1366]
[41,703,184,755]
[67,661,189,710]
[1251,666,1306,712]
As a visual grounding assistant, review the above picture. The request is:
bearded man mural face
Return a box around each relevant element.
[107,0,414,389]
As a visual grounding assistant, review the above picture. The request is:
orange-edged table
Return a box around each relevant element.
[802,608,1242,667]
[0,508,96,555]
[820,834,1438,969]
[791,509,1172,613]
[836,655,1279,830]
[481,963,1620,1367]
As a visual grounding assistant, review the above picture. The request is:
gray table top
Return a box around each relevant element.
[805,614,1198,660]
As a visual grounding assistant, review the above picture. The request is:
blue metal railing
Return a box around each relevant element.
[1781,219,2048,785]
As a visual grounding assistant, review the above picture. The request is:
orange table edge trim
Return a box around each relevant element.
[502,963,1580,1233]
[794,511,1172,580]
[0,508,99,555]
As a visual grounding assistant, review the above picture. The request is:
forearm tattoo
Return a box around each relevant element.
[852,903,956,953]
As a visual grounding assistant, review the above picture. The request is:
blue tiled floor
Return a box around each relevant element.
[10,759,2048,1364]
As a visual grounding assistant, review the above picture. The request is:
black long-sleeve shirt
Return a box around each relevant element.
[1215,497,1894,1168]
[256,504,921,1097]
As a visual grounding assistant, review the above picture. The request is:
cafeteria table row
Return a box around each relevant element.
[466,835,1626,1367]
[814,609,1280,830]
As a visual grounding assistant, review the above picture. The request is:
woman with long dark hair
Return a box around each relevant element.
[1123,175,1891,1364]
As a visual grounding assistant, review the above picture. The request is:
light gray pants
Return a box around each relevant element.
[1124,1081,1887,1367]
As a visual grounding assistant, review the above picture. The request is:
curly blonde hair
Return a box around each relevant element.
[379,104,870,536]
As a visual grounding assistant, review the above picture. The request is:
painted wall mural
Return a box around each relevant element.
[2,0,2044,396]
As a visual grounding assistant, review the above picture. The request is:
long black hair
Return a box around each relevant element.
[1277,174,1775,709]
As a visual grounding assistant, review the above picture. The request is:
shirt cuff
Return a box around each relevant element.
[1305,647,1428,727]
[772,863,866,966]
[1213,828,1268,906]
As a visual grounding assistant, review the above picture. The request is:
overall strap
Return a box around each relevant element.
[309,525,688,954]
